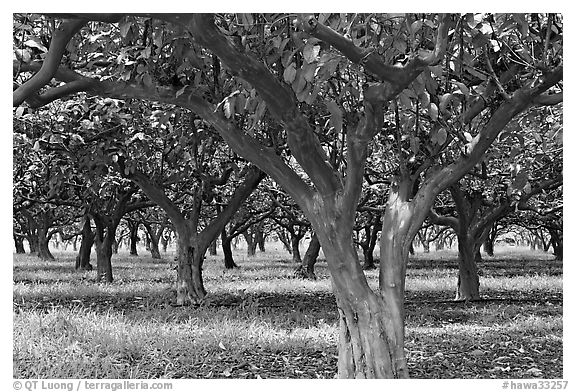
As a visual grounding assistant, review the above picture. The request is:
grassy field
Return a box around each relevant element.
[13,244,563,379]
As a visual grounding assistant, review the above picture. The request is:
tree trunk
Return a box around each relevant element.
[128,221,139,256]
[94,232,114,283]
[257,235,266,252]
[148,236,161,259]
[295,233,320,279]
[377,183,412,379]
[290,234,302,264]
[277,230,292,254]
[243,231,257,256]
[298,188,409,378]
[361,223,379,270]
[174,232,207,305]
[75,216,94,271]
[483,235,495,256]
[221,233,238,269]
[142,222,162,259]
[455,235,481,301]
[27,233,39,254]
[362,246,375,270]
[549,228,563,261]
[112,239,119,254]
[421,240,430,253]
[317,227,406,378]
[14,235,26,254]
[37,226,55,260]
[209,239,217,255]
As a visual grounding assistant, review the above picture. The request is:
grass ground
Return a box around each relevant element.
[13,244,562,379]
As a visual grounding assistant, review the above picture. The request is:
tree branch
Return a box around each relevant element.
[13,19,87,106]
[178,13,341,197]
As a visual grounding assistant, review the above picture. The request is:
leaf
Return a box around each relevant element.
[24,38,47,52]
[464,132,473,142]
[410,136,420,154]
[175,85,188,98]
[119,20,131,38]
[218,341,227,350]
[419,92,430,108]
[142,73,153,88]
[326,100,343,133]
[302,44,320,63]
[411,20,423,34]
[283,63,297,83]
[33,141,40,151]
[439,93,454,113]
[223,97,235,119]
[398,91,412,109]
[454,82,470,98]
[436,128,447,145]
[429,103,439,121]
[429,65,443,78]
[301,62,317,82]
[511,169,529,190]
[222,368,232,377]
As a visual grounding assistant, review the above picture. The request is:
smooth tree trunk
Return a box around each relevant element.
[302,190,409,378]
[483,236,495,256]
[422,240,430,253]
[455,235,481,301]
[129,165,264,305]
[161,232,170,253]
[290,234,302,264]
[174,230,207,305]
[277,230,292,254]
[94,230,114,282]
[243,231,257,257]
[549,228,562,261]
[360,223,380,270]
[257,235,265,252]
[254,222,266,252]
[75,216,94,271]
[316,225,405,378]
[209,239,217,255]
[14,235,26,254]
[294,233,320,279]
[37,225,55,260]
[142,222,163,259]
[128,221,139,256]
[221,230,238,269]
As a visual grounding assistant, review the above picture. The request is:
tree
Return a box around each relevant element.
[13,13,562,378]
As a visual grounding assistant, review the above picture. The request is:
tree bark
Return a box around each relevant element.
[27,233,39,254]
[142,222,162,259]
[549,228,563,261]
[483,235,495,256]
[243,231,257,257]
[295,233,320,279]
[93,217,116,283]
[14,235,26,254]
[209,239,217,255]
[316,224,407,378]
[37,225,55,260]
[128,220,139,256]
[277,230,292,253]
[290,234,302,264]
[75,216,94,271]
[221,229,238,269]
[455,234,481,301]
[174,231,207,305]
